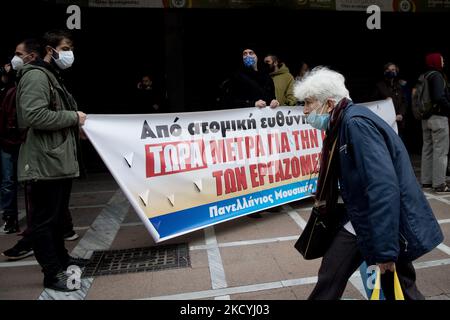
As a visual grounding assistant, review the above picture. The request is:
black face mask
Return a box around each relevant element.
[262,63,273,74]
[384,71,398,79]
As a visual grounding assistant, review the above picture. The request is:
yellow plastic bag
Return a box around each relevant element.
[370,266,405,300]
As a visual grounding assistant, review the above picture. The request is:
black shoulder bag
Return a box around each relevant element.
[294,138,346,260]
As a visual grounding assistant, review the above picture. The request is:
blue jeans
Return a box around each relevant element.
[0,148,19,221]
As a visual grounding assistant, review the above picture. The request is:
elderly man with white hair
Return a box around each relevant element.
[294,67,443,300]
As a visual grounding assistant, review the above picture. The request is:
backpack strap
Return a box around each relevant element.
[424,70,437,79]
[22,66,79,113]
[21,67,55,96]
[425,70,446,88]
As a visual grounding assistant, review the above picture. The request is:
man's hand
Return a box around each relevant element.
[79,128,88,140]
[270,99,280,108]
[77,111,87,126]
[255,100,267,108]
[377,262,395,274]
[396,114,403,122]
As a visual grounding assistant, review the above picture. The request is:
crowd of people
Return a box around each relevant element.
[0,32,449,297]
[0,30,88,291]
[215,46,450,194]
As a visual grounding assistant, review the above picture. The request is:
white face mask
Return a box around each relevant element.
[11,53,32,71]
[52,49,74,70]
[11,55,24,70]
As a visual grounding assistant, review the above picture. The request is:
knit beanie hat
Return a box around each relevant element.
[426,53,443,70]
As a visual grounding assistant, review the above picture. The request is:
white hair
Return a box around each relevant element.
[294,66,350,104]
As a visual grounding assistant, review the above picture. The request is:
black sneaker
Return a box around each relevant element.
[64,230,79,241]
[434,184,450,194]
[1,217,19,234]
[2,241,34,261]
[43,270,79,292]
[63,256,90,269]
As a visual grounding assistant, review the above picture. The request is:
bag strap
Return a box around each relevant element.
[393,268,405,300]
[371,268,382,300]
[316,137,338,203]
[370,265,405,300]
[424,70,446,88]
[424,70,437,79]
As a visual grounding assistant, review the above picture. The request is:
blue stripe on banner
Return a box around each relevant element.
[149,179,318,239]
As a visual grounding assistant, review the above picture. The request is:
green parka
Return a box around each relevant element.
[16,63,80,181]
[270,64,297,106]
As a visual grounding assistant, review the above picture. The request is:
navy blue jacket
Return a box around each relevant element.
[338,102,443,266]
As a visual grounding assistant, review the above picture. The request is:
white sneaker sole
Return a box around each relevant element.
[64,234,79,241]
[434,190,450,195]
[2,250,34,261]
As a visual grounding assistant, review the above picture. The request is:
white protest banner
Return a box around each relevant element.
[83,100,397,242]
[83,107,323,242]
[360,98,398,133]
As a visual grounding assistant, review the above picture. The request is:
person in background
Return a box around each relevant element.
[372,62,407,140]
[295,61,310,82]
[0,60,16,232]
[264,54,297,106]
[220,47,279,218]
[0,63,13,94]
[135,74,163,114]
[221,47,279,109]
[420,53,450,193]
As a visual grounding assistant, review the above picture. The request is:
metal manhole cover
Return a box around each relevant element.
[81,243,190,278]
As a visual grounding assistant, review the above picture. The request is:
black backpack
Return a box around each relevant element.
[412,71,440,120]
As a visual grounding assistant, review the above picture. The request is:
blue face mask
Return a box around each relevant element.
[306,103,330,131]
[243,56,256,68]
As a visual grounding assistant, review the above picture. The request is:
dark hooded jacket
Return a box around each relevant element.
[220,66,276,109]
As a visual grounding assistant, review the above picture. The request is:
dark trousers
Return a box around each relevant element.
[30,179,73,278]
[0,148,19,221]
[18,182,74,249]
[308,228,425,300]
